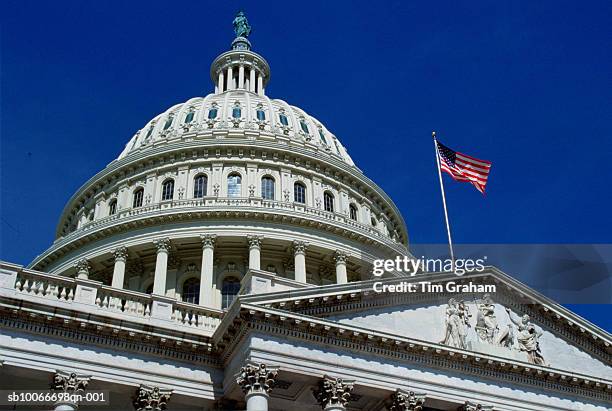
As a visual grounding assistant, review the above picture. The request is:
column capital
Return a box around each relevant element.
[235,362,279,396]
[153,238,171,253]
[111,246,128,262]
[247,235,263,249]
[52,370,90,393]
[388,389,426,411]
[133,384,172,411]
[333,250,348,265]
[461,402,494,411]
[200,234,217,249]
[74,259,90,277]
[312,375,354,410]
[292,240,308,255]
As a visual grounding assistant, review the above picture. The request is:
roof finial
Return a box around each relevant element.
[232,11,252,50]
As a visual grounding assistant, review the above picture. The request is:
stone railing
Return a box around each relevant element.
[0,263,223,336]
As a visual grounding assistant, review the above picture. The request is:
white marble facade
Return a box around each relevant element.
[1,14,610,411]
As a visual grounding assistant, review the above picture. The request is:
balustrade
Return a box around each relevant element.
[14,270,75,301]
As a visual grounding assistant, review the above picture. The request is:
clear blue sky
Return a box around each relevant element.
[1,1,611,330]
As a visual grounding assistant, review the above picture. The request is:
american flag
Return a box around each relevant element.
[437,140,492,194]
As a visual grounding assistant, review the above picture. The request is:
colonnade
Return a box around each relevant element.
[217,65,265,95]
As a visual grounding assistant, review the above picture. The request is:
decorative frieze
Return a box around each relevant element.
[235,362,279,395]
[387,389,426,411]
[52,370,90,393]
[312,375,354,410]
[133,384,172,411]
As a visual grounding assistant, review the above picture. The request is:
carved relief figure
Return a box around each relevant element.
[441,298,470,349]
[505,308,546,365]
[475,293,498,343]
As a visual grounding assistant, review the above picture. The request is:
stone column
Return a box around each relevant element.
[218,71,224,93]
[74,259,90,280]
[51,370,91,411]
[133,384,172,411]
[293,241,308,283]
[238,65,245,89]
[235,362,279,411]
[111,247,128,289]
[199,234,216,307]
[387,389,426,411]
[461,402,494,411]
[153,238,171,295]
[334,251,348,285]
[250,68,256,92]
[247,235,263,270]
[312,375,354,411]
[227,66,234,90]
[257,74,264,95]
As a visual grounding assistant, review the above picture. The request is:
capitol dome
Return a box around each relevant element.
[28,18,409,307]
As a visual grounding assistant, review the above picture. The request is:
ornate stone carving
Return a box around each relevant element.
[52,370,90,393]
[201,234,217,249]
[333,250,348,265]
[235,362,279,395]
[292,240,308,255]
[248,184,256,197]
[213,183,220,196]
[505,307,546,365]
[247,235,263,249]
[74,259,90,278]
[388,389,426,411]
[133,384,172,411]
[153,238,171,253]
[461,401,494,411]
[111,246,128,262]
[441,298,471,349]
[475,294,514,348]
[283,189,290,202]
[312,375,354,409]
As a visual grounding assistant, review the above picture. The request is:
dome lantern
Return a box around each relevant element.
[210,11,270,95]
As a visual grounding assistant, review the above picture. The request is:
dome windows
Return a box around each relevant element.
[161,179,175,201]
[163,117,173,130]
[182,277,200,305]
[324,192,334,212]
[227,173,242,197]
[184,111,195,124]
[144,125,154,141]
[232,105,242,119]
[279,112,289,126]
[261,176,275,200]
[108,199,117,215]
[318,128,328,145]
[300,120,309,134]
[194,175,208,198]
[256,109,266,121]
[294,182,306,204]
[349,204,358,221]
[133,188,144,208]
[208,106,218,119]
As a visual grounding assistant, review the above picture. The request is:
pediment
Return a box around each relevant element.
[244,268,612,380]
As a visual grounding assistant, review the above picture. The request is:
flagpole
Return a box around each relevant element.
[432,131,455,272]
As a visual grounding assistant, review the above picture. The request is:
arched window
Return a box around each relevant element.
[208,107,218,119]
[261,176,275,200]
[349,204,358,221]
[324,192,334,212]
[227,173,241,197]
[279,113,289,126]
[108,199,117,215]
[182,278,200,304]
[161,179,174,201]
[256,109,266,121]
[193,175,207,198]
[133,188,144,208]
[221,277,240,309]
[184,111,194,123]
[294,182,306,204]
[232,106,241,119]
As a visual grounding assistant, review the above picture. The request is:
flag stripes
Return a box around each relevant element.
[436,141,492,194]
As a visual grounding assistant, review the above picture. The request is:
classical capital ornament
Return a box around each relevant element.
[461,401,494,411]
[333,250,348,265]
[388,389,426,411]
[247,235,263,249]
[112,246,128,262]
[235,362,279,395]
[74,259,90,278]
[292,240,308,255]
[133,384,172,411]
[52,370,90,393]
[153,238,171,253]
[312,375,354,409]
[200,234,217,249]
